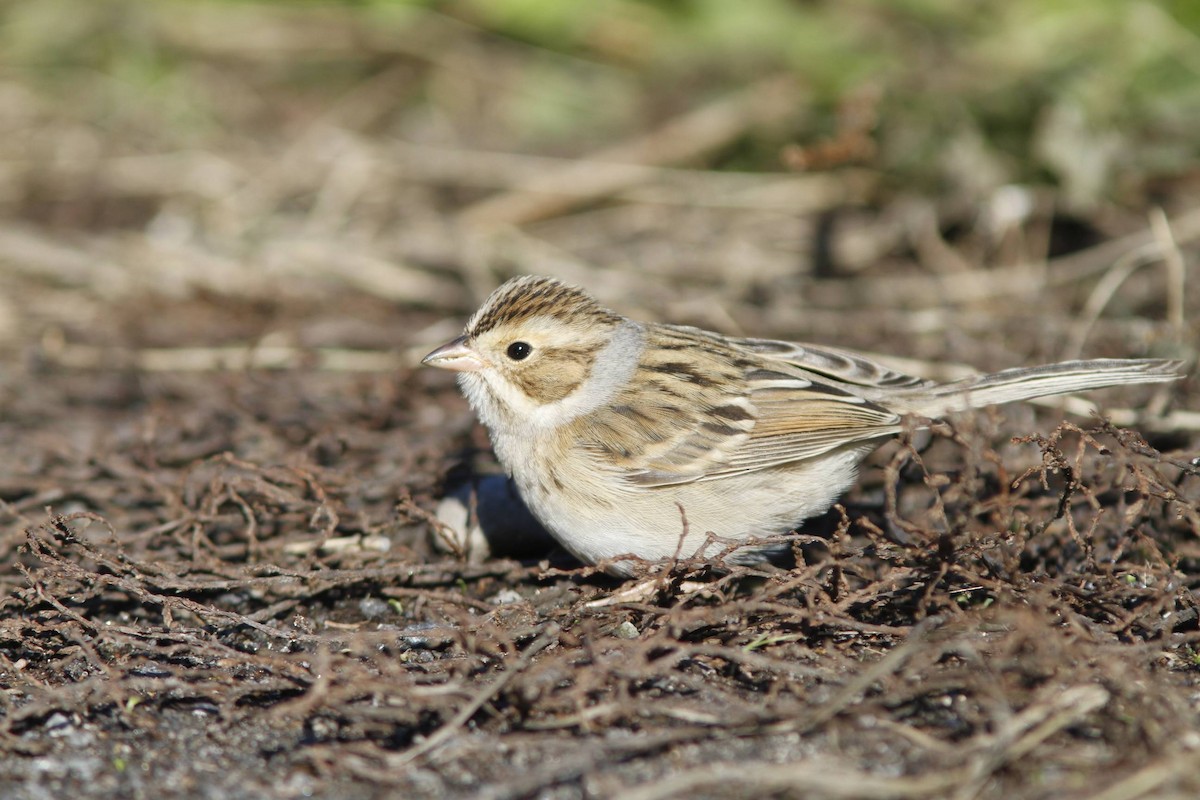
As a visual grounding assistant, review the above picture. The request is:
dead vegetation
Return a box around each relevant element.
[1,2,1199,799]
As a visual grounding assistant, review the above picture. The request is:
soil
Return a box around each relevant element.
[1,281,1198,800]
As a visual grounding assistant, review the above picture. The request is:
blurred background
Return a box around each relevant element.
[1,6,1199,798]
[2,0,1197,378]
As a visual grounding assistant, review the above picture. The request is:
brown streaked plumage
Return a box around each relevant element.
[467,275,621,338]
[424,276,1185,576]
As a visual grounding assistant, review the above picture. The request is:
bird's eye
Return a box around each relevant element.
[506,341,533,361]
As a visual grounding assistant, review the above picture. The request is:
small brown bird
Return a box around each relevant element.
[424,276,1183,575]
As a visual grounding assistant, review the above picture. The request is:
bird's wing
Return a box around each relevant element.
[734,337,937,391]
[575,325,903,488]
[710,376,901,481]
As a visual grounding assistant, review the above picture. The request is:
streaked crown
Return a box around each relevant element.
[467,276,620,337]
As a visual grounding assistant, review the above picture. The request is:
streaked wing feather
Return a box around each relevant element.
[575,325,755,488]
[736,337,935,390]
[579,325,903,488]
[704,389,900,479]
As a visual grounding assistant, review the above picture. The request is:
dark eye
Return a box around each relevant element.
[506,341,533,361]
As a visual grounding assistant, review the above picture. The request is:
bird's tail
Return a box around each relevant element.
[895,359,1184,418]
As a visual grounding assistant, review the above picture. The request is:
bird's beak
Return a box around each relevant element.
[422,335,484,372]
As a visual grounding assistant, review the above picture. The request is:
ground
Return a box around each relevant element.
[1,3,1199,799]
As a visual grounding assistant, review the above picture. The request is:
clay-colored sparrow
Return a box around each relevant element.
[424,276,1183,575]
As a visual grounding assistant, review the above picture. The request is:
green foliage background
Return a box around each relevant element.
[3,0,1197,210]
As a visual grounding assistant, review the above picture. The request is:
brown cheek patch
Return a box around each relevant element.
[509,347,595,404]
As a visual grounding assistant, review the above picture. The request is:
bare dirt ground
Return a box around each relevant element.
[1,4,1199,799]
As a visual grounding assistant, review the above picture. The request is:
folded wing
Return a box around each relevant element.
[576,326,904,488]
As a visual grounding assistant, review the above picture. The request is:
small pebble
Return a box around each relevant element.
[433,476,555,561]
[358,597,391,620]
[489,589,524,606]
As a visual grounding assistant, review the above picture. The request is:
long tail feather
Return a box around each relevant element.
[896,359,1184,418]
